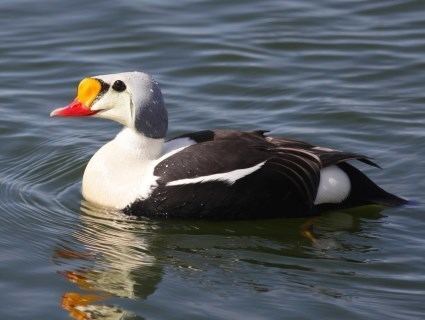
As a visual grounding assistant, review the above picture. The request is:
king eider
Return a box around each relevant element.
[50,71,407,219]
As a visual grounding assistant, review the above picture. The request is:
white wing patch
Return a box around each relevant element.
[162,137,196,155]
[166,161,266,186]
[312,146,338,152]
[314,165,351,205]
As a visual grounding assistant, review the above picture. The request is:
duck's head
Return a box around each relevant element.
[51,71,168,139]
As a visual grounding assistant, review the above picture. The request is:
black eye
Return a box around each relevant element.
[112,80,126,92]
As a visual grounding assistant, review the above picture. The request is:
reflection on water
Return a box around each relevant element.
[1,0,424,318]
[54,202,385,319]
[304,205,384,252]
[54,202,162,319]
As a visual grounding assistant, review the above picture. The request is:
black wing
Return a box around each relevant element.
[129,133,322,218]
[265,135,380,168]
[167,129,269,144]
[127,131,382,218]
[170,130,379,169]
[168,130,215,144]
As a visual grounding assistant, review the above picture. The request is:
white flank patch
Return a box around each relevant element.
[314,165,351,205]
[166,161,266,186]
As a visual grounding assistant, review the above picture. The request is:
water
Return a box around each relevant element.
[0,0,424,319]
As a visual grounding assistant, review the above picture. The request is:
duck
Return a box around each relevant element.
[50,71,407,219]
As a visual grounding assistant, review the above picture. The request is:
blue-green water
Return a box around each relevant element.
[1,0,424,319]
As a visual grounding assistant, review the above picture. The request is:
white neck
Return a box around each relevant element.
[114,128,164,161]
[82,127,164,209]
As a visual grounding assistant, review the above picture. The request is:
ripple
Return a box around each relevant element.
[0,0,425,319]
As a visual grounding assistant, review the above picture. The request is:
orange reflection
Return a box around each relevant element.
[54,248,93,260]
[61,292,108,320]
[56,246,111,320]
[60,270,93,290]
[55,205,160,319]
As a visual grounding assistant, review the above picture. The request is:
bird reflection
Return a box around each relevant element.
[54,201,162,320]
[301,205,385,253]
[54,201,386,319]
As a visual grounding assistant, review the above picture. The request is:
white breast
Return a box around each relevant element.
[314,165,351,205]
[82,129,195,209]
[82,129,159,209]
[82,142,155,209]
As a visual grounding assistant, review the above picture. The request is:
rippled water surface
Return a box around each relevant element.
[1,0,425,319]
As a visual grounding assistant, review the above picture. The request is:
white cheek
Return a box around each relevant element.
[92,92,133,127]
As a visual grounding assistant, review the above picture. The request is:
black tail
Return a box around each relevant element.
[338,162,408,207]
